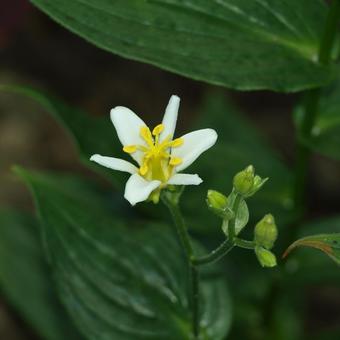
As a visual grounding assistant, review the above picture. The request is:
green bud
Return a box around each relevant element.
[254,214,278,249]
[255,246,277,268]
[253,175,263,187]
[233,165,255,196]
[247,175,268,197]
[207,190,228,210]
[206,190,233,219]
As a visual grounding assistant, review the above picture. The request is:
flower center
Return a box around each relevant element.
[123,124,183,182]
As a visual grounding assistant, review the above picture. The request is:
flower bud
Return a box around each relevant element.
[253,175,265,190]
[254,214,278,250]
[255,246,277,268]
[248,175,268,197]
[206,190,232,219]
[233,165,255,196]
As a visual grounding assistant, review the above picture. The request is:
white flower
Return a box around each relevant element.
[90,95,217,206]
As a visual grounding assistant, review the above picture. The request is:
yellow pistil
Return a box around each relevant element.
[123,123,184,183]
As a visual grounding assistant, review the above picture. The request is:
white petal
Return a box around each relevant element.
[110,106,147,164]
[90,154,137,174]
[124,173,161,206]
[160,95,180,142]
[171,129,218,172]
[167,173,202,185]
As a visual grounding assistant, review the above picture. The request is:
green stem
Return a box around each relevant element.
[234,238,256,249]
[193,239,234,265]
[162,195,199,338]
[193,237,255,265]
[190,264,199,338]
[291,0,340,236]
[163,197,194,258]
[228,193,242,241]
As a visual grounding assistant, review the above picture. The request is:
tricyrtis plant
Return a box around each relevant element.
[2,1,340,340]
[90,96,279,338]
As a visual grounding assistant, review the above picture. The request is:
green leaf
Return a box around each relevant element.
[16,167,232,340]
[0,210,82,340]
[284,233,340,265]
[222,191,249,236]
[0,84,123,187]
[183,92,293,230]
[30,0,332,92]
[283,216,340,285]
[295,70,340,160]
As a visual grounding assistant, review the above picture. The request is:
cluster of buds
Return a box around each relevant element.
[254,214,278,267]
[206,164,278,268]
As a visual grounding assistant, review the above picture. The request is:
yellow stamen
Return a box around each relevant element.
[139,162,149,176]
[169,157,182,166]
[127,124,184,183]
[140,126,153,145]
[170,137,184,148]
[123,145,137,153]
[152,124,164,136]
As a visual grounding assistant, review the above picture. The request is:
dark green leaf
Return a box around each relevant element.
[16,167,232,340]
[0,84,123,187]
[30,0,332,92]
[0,210,82,340]
[295,70,340,160]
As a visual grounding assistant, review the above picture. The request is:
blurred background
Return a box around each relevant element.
[1,0,340,339]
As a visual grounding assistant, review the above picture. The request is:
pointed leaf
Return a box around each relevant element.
[0,84,124,187]
[30,0,332,92]
[282,216,340,286]
[16,167,232,340]
[0,210,82,340]
[283,234,340,265]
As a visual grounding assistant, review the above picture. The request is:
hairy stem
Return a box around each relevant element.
[193,239,234,265]
[162,195,199,338]
[234,238,256,249]
[164,198,194,258]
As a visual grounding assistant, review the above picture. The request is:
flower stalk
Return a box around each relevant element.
[161,193,200,338]
[192,239,234,265]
